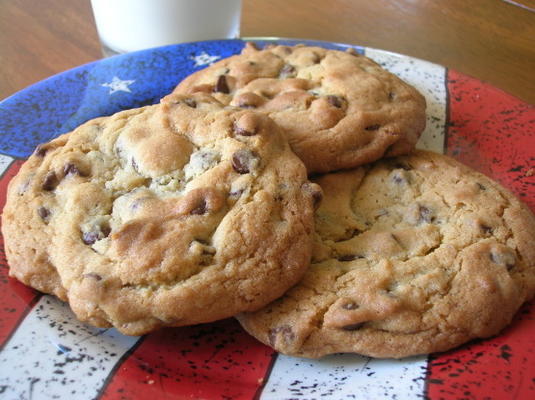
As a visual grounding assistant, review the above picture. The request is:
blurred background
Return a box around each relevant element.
[1,0,534,103]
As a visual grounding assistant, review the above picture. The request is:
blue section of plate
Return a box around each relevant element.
[0,39,363,159]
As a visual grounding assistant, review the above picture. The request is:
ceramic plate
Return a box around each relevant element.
[0,38,533,400]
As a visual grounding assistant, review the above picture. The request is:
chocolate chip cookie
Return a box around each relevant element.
[2,93,319,335]
[174,43,427,174]
[237,150,535,358]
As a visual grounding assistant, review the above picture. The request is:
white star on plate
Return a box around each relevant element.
[190,51,221,67]
[101,76,135,94]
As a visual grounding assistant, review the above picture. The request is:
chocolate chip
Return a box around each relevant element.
[392,172,406,184]
[419,205,434,223]
[279,64,296,79]
[232,149,260,174]
[326,95,343,108]
[268,325,294,346]
[365,124,381,131]
[63,163,87,177]
[37,207,50,220]
[177,188,224,216]
[337,254,362,262]
[83,272,102,281]
[34,144,48,157]
[342,302,359,310]
[388,92,395,101]
[82,231,99,245]
[233,112,262,137]
[342,322,365,331]
[234,122,257,136]
[42,172,59,191]
[489,250,516,271]
[477,182,486,191]
[190,198,207,215]
[101,225,111,237]
[63,163,79,176]
[82,225,111,245]
[214,75,230,94]
[184,98,197,108]
[480,224,493,234]
[391,165,412,185]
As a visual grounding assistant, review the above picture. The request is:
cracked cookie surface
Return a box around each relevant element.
[2,93,318,335]
[237,150,535,358]
[173,43,427,174]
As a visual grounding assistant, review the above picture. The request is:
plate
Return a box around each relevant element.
[0,38,533,400]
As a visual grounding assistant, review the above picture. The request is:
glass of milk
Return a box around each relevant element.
[90,0,242,57]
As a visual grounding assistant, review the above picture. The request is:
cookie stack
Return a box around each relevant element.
[3,44,534,359]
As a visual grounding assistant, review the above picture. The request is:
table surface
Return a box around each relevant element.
[1,0,534,104]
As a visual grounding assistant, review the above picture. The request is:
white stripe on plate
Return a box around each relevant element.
[0,296,140,400]
[0,154,14,175]
[260,353,428,399]
[365,48,447,154]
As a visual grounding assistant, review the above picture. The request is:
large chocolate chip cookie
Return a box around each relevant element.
[238,150,535,358]
[2,93,319,335]
[174,43,426,174]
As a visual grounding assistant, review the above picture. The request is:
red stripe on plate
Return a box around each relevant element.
[0,160,40,349]
[99,319,275,400]
[425,70,535,399]
[444,69,535,212]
